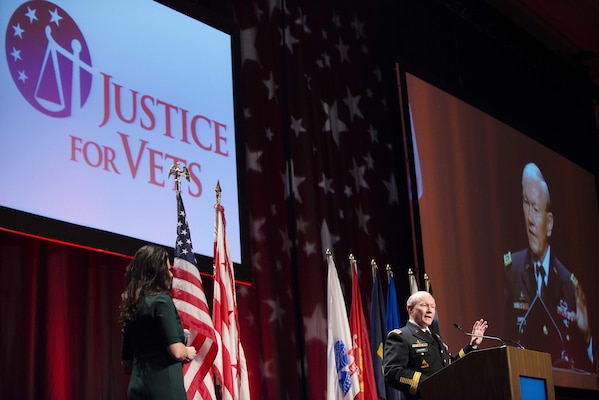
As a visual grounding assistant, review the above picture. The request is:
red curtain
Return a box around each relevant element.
[0,230,130,399]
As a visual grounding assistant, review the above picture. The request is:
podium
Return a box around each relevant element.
[420,346,554,399]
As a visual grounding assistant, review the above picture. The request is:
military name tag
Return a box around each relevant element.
[412,342,428,348]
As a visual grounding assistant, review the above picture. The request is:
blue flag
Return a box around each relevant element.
[383,273,404,400]
[370,271,387,398]
[386,274,401,331]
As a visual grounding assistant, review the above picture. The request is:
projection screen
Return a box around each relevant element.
[406,72,599,388]
[0,0,245,270]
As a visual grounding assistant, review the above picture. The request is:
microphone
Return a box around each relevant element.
[184,329,190,345]
[453,322,525,349]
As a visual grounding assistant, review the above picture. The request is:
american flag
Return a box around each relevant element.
[171,191,218,400]
[213,200,250,400]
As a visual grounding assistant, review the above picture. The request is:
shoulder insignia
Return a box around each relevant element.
[389,329,402,335]
[503,251,512,267]
[570,273,578,287]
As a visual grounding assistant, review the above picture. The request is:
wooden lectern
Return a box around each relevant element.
[420,346,554,399]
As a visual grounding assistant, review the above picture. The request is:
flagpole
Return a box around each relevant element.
[408,267,419,294]
[325,249,335,279]
[371,259,377,281]
[168,162,190,194]
[349,253,356,274]
[213,180,251,399]
[215,180,221,205]
[424,273,430,293]
[386,264,392,285]
[168,162,219,400]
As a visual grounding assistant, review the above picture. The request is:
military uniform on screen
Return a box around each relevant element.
[383,321,476,399]
[503,248,594,373]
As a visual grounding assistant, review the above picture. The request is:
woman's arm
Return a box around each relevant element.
[167,342,197,363]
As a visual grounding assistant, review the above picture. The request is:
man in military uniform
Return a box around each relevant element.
[383,291,488,399]
[503,162,595,373]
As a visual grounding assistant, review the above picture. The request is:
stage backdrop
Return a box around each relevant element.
[1,0,407,399]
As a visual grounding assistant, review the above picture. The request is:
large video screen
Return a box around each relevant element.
[406,73,599,387]
[0,0,243,265]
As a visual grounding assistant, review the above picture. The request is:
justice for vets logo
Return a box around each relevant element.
[5,1,92,117]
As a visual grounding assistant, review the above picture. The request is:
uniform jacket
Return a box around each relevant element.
[383,321,475,399]
[504,248,594,373]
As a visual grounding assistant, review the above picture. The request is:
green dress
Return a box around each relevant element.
[122,293,186,400]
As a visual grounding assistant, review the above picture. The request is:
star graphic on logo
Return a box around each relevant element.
[25,6,38,24]
[12,23,24,38]
[10,47,22,61]
[49,8,63,26]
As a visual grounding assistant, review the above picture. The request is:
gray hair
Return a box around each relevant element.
[522,162,551,211]
[406,290,433,307]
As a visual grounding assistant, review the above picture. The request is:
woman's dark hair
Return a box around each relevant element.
[119,244,172,324]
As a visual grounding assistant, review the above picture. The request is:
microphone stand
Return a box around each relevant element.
[453,323,525,349]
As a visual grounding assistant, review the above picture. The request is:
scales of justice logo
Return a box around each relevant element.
[5,1,93,118]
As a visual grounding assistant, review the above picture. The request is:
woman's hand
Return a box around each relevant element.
[167,342,197,363]
[183,346,197,363]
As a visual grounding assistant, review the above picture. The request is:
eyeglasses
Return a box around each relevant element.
[416,303,436,309]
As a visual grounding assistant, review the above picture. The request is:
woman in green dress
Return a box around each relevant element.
[119,244,197,400]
